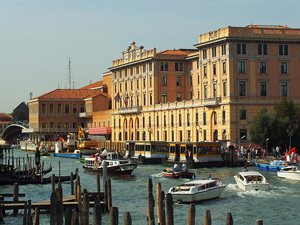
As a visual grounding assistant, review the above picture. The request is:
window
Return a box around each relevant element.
[42,122,46,128]
[114,84,117,93]
[279,45,288,56]
[143,77,146,88]
[239,81,246,96]
[172,131,174,142]
[157,115,159,128]
[222,110,226,125]
[179,113,182,127]
[131,80,133,90]
[136,66,139,74]
[162,76,168,86]
[258,44,268,55]
[221,44,226,55]
[119,71,122,78]
[58,122,62,128]
[203,112,206,125]
[65,122,70,128]
[259,62,267,74]
[240,109,247,120]
[149,116,151,128]
[143,93,146,106]
[80,103,84,113]
[125,81,127,91]
[130,68,133,75]
[162,93,168,103]
[65,104,69,116]
[223,82,227,97]
[203,65,207,77]
[212,47,217,57]
[197,73,200,84]
[143,117,145,128]
[176,76,182,86]
[190,90,193,100]
[149,76,152,87]
[238,61,246,73]
[149,93,153,105]
[187,112,190,126]
[240,129,247,140]
[136,79,139,89]
[203,130,207,141]
[213,83,217,97]
[49,103,54,116]
[164,131,167,141]
[213,64,216,76]
[136,95,139,106]
[260,81,267,97]
[41,103,46,116]
[176,92,182,102]
[204,85,207,98]
[72,104,77,116]
[203,49,207,59]
[160,62,168,71]
[164,114,167,128]
[171,114,174,127]
[157,131,159,141]
[222,61,226,74]
[175,62,183,71]
[237,43,247,55]
[124,69,127,77]
[179,131,182,142]
[143,64,146,73]
[119,83,122,92]
[280,81,288,97]
[50,122,54,128]
[195,112,199,126]
[280,62,288,74]
[149,63,152,72]
[189,62,193,70]
[190,75,193,86]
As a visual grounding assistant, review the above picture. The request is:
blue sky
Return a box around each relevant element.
[1,0,300,113]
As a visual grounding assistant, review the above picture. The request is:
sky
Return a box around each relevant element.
[1,0,300,113]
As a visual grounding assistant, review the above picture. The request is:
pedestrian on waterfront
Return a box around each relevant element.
[208,174,212,180]
[273,148,277,159]
[276,146,281,159]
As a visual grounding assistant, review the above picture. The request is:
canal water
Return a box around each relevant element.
[1,149,299,225]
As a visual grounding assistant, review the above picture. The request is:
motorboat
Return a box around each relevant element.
[168,178,226,203]
[254,159,298,172]
[234,171,269,191]
[162,168,195,179]
[83,152,138,177]
[277,166,300,181]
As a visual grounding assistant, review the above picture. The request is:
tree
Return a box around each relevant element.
[250,98,300,150]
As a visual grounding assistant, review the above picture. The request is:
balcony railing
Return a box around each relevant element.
[118,106,142,114]
[203,97,221,107]
[79,112,92,118]
[31,128,78,133]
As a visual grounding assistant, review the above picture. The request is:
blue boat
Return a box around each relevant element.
[255,159,298,172]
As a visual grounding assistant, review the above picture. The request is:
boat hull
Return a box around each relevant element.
[234,176,269,191]
[171,185,226,203]
[277,171,300,181]
[255,161,298,172]
[162,170,195,179]
[83,164,137,177]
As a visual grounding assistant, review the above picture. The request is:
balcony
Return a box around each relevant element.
[118,106,142,115]
[79,112,92,118]
[203,97,221,107]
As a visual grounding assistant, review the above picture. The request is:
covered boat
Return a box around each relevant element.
[83,152,138,177]
[255,160,297,172]
[277,166,300,181]
[168,178,226,203]
[234,171,269,191]
[162,168,195,179]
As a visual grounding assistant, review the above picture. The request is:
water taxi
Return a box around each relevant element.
[162,168,195,179]
[277,166,300,181]
[234,171,269,191]
[168,178,226,203]
[83,152,138,177]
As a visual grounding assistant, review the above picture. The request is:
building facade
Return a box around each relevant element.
[108,26,300,147]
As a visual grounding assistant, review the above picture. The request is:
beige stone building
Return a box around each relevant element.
[107,25,300,147]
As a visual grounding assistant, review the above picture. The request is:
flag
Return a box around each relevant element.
[114,92,120,102]
[124,93,128,107]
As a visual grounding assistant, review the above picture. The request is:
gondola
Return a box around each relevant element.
[0,168,78,185]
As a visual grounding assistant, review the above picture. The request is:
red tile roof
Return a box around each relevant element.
[157,49,197,56]
[31,89,107,100]
[80,81,103,90]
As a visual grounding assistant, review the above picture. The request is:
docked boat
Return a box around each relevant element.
[168,178,226,203]
[83,152,138,177]
[234,171,269,191]
[277,166,300,181]
[255,159,298,172]
[162,168,195,179]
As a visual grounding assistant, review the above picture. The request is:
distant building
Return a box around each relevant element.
[0,113,13,132]
[13,101,29,122]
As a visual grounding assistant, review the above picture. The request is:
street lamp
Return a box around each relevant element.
[266,138,269,157]
[287,125,293,150]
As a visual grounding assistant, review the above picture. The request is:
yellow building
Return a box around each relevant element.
[107,25,300,147]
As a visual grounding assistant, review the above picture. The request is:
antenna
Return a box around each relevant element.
[68,58,71,89]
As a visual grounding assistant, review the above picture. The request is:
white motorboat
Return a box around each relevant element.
[277,166,300,181]
[168,178,226,203]
[234,171,269,191]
